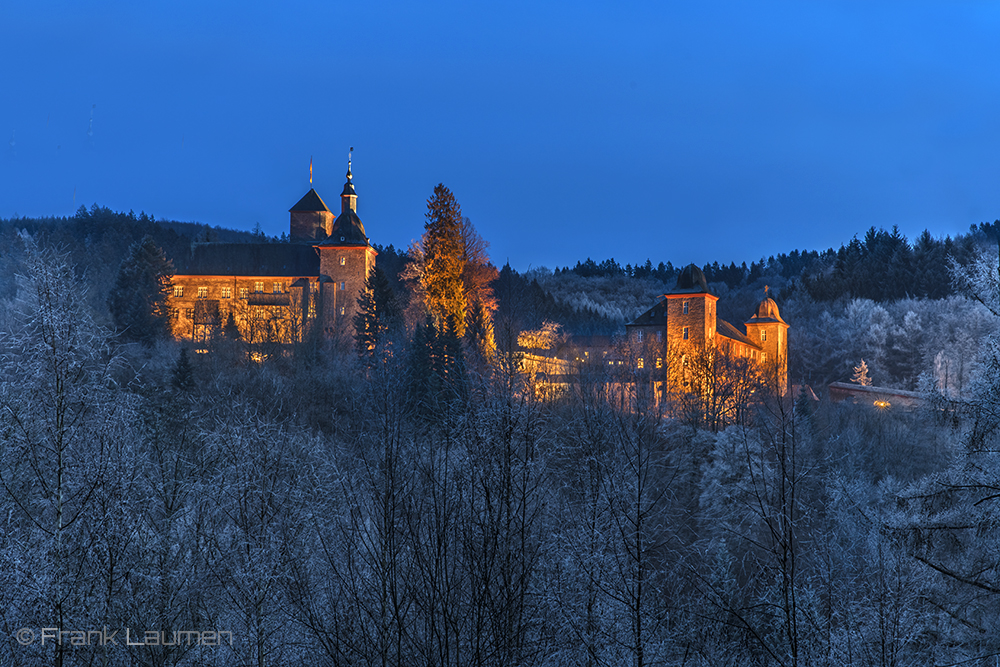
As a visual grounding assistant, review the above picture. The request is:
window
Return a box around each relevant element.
[340,256,346,266]
[173,285,184,298]
[761,330,767,342]
[656,331,662,342]
[637,358,644,369]
[339,306,345,316]
[683,301,689,314]
[184,308,194,319]
[273,282,284,293]
[197,286,208,298]
[340,281,346,291]
[656,357,663,369]
[254,281,264,293]
[762,352,767,363]
[240,287,249,299]
[683,327,689,340]
[221,286,231,298]
[636,330,643,342]
[308,300,316,318]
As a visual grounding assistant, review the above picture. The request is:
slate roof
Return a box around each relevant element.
[746,296,787,325]
[289,189,331,213]
[716,319,761,349]
[668,264,711,294]
[317,209,369,246]
[628,299,666,326]
[173,243,320,276]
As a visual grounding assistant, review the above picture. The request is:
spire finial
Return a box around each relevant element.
[347,146,353,181]
[765,285,769,296]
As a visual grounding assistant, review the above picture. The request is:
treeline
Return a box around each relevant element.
[558,222,1000,302]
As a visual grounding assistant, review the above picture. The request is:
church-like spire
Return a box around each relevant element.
[341,146,357,212]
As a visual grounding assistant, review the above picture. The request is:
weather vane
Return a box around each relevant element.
[309,155,313,184]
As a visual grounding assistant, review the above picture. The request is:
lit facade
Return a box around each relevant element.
[168,160,376,346]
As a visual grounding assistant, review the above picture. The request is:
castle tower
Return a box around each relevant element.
[314,154,378,332]
[289,188,334,242]
[744,290,789,394]
[665,264,719,353]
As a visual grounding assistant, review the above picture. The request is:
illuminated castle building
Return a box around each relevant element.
[167,156,376,347]
[625,263,789,394]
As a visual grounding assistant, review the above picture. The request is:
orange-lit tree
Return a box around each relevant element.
[423,184,467,336]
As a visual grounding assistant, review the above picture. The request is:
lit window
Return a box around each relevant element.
[254,281,264,293]
[656,357,663,369]
[761,330,767,342]
[683,327,689,340]
[173,285,184,298]
[221,286,232,298]
[340,281,346,291]
[240,288,249,299]
[184,308,194,319]
[637,358,644,369]
[339,306,345,316]
[308,301,316,318]
[340,256,346,266]
[637,330,643,342]
[273,282,284,293]
[762,352,767,363]
[197,286,208,298]
[683,301,689,314]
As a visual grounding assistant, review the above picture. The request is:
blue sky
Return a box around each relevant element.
[4,1,1000,270]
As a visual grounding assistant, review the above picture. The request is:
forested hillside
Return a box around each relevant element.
[2,208,1000,665]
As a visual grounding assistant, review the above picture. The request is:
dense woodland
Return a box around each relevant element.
[3,203,1000,666]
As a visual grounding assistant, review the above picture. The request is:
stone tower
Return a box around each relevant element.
[665,264,719,354]
[314,156,378,331]
[289,188,335,242]
[744,291,789,394]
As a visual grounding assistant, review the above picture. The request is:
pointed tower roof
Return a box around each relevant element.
[317,151,368,246]
[289,188,331,213]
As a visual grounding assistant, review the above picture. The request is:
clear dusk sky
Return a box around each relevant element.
[4,1,1000,271]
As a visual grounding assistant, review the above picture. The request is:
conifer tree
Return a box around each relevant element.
[108,235,174,344]
[354,266,401,358]
[422,184,467,336]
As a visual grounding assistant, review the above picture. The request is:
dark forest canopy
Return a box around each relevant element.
[558,222,1000,302]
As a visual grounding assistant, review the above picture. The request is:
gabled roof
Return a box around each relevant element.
[628,299,667,326]
[716,319,762,349]
[173,243,320,276]
[289,188,331,213]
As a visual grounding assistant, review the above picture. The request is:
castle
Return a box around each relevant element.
[168,158,376,347]
[625,263,789,394]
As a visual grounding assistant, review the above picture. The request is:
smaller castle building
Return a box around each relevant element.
[626,264,789,394]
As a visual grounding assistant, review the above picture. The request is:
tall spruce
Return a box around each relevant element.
[423,184,467,336]
[108,235,174,344]
[354,266,401,358]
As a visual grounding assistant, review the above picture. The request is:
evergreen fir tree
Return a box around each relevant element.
[423,184,467,336]
[108,236,174,344]
[171,347,195,392]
